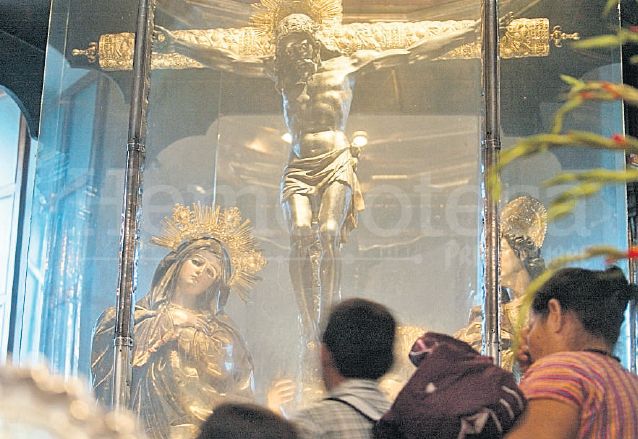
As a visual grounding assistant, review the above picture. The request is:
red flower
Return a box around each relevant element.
[601,82,622,99]
[611,134,627,145]
[606,247,638,264]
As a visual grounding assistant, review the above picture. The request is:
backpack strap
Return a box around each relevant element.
[325,396,382,422]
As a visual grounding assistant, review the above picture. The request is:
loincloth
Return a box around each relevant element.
[280,147,364,244]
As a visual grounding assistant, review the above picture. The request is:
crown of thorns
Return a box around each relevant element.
[274,13,319,42]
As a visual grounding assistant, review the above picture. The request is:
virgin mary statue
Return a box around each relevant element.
[91,204,266,439]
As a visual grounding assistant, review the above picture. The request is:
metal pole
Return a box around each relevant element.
[629,246,637,374]
[112,0,156,411]
[627,183,637,373]
[482,0,502,364]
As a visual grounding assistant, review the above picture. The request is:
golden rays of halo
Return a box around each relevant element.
[150,203,267,302]
[250,0,343,41]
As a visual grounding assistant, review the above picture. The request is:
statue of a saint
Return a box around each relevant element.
[154,5,484,343]
[454,196,547,371]
[91,204,266,439]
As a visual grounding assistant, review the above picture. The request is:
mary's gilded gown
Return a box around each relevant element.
[92,285,254,439]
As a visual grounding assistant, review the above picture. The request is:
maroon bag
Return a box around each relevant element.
[374,332,526,439]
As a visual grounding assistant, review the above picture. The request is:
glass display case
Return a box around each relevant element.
[9,0,634,437]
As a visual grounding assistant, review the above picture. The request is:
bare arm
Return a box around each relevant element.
[349,22,479,75]
[407,22,479,62]
[154,26,274,79]
[352,14,515,74]
[504,399,580,439]
[409,14,513,61]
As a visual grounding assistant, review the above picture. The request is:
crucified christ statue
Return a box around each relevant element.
[154,11,484,343]
[149,1,531,356]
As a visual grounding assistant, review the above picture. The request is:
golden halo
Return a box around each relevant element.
[501,196,548,248]
[150,203,267,302]
[250,0,343,41]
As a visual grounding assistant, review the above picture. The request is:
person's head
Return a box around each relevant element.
[196,403,298,439]
[500,196,546,292]
[152,237,233,311]
[526,266,636,359]
[321,298,396,383]
[501,233,545,283]
[273,14,321,90]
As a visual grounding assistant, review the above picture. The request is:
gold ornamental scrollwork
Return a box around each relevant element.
[75,18,557,71]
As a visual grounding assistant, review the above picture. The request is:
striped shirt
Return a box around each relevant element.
[289,379,391,439]
[520,351,638,439]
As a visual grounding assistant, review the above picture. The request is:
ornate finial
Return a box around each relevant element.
[550,25,580,48]
[150,203,267,301]
[251,0,342,42]
[501,196,548,248]
[72,41,98,63]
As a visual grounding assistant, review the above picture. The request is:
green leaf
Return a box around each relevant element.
[561,75,583,88]
[571,35,622,49]
[552,97,584,134]
[602,0,620,16]
[543,172,580,186]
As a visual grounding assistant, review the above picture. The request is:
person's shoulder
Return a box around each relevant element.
[287,406,322,439]
[522,353,578,379]
[289,399,325,418]
[535,351,588,362]
[525,351,620,382]
[287,399,344,438]
[537,351,628,366]
[291,394,363,422]
[292,396,345,414]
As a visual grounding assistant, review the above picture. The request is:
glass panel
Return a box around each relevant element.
[0,197,13,297]
[17,0,130,370]
[0,92,20,188]
[0,189,12,359]
[0,92,22,362]
[500,4,629,363]
[31,0,487,413]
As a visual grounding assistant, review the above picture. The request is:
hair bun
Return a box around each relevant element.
[604,265,625,277]
[624,283,638,302]
[604,266,629,286]
[605,266,638,302]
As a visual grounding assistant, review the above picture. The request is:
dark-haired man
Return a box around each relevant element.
[288,298,396,439]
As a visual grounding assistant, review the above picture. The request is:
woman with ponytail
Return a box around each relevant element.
[506,266,638,439]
